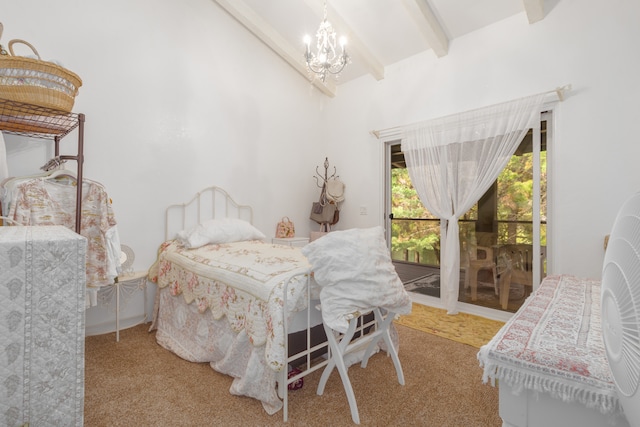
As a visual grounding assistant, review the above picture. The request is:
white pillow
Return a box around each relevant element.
[301,226,412,333]
[176,218,266,249]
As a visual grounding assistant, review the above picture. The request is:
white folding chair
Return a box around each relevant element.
[316,307,405,425]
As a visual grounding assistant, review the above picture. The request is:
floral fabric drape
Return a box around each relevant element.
[401,93,546,314]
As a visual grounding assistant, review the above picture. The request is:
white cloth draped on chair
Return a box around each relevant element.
[401,92,547,314]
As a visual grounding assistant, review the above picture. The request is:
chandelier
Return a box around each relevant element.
[303,1,349,82]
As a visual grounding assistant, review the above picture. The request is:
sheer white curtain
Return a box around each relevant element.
[401,93,547,314]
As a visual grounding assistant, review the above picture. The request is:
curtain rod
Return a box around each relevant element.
[370,84,572,140]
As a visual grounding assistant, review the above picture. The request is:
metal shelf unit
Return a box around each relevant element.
[0,98,85,233]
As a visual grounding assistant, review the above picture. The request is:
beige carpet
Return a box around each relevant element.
[84,323,501,426]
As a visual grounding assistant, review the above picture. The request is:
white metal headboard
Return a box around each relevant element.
[164,186,254,240]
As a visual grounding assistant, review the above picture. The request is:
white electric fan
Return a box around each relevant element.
[602,192,640,426]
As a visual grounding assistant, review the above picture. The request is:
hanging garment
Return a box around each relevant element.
[8,177,121,288]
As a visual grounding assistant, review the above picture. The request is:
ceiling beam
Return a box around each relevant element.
[403,0,449,58]
[522,0,545,24]
[213,0,337,97]
[302,0,385,81]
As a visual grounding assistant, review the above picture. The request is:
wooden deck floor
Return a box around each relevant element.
[392,261,440,283]
[393,261,526,313]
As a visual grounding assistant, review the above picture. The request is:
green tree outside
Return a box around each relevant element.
[391,149,546,265]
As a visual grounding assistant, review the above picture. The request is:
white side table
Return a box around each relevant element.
[98,270,148,342]
[272,237,309,247]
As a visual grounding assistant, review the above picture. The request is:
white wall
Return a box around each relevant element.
[2,0,330,332]
[3,0,639,331]
[328,0,640,281]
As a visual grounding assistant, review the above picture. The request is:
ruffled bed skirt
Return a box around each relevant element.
[151,287,283,414]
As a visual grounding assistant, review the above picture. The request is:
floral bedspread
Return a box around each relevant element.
[149,239,313,371]
[477,274,622,415]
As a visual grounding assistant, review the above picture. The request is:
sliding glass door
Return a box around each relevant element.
[388,143,441,267]
[386,113,550,314]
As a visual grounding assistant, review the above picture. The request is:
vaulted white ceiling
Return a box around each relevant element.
[213,0,545,97]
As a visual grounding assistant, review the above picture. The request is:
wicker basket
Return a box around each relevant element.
[0,37,82,113]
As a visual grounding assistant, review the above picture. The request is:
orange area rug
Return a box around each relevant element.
[394,303,505,348]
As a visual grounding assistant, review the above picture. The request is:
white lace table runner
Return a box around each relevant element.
[478,274,622,415]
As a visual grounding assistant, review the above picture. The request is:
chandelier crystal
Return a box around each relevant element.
[304,1,349,82]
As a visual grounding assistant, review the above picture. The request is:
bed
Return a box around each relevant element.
[477,274,629,426]
[148,186,327,417]
[148,186,411,421]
